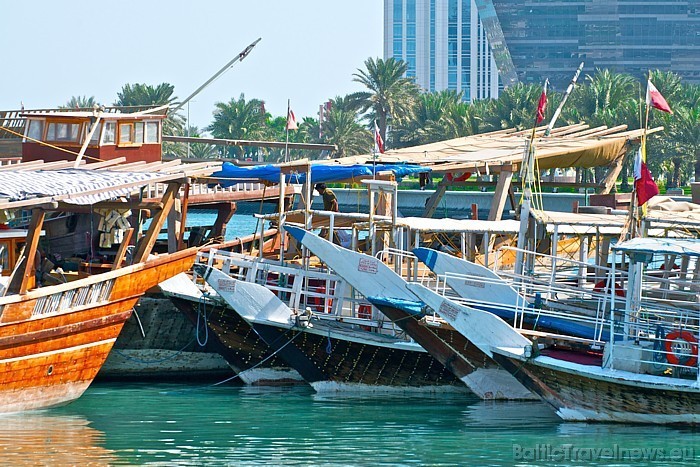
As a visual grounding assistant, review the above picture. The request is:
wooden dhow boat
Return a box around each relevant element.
[194,254,463,393]
[285,225,534,400]
[160,267,304,386]
[408,237,700,424]
[0,163,204,412]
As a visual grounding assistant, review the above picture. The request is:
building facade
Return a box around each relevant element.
[384,0,502,101]
[385,0,700,98]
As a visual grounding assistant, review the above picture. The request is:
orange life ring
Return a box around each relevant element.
[446,172,471,182]
[593,280,625,297]
[664,330,699,366]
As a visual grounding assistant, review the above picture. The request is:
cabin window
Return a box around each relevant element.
[46,122,81,143]
[134,122,144,143]
[0,241,8,274]
[118,121,144,146]
[145,121,159,143]
[25,120,44,141]
[88,122,102,144]
[103,122,116,144]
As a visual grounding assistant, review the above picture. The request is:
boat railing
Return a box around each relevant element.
[606,313,700,378]
[495,244,629,293]
[141,180,265,200]
[375,247,433,282]
[430,270,612,341]
[196,248,402,337]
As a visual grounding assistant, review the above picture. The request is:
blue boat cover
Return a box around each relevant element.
[368,297,425,316]
[212,162,430,187]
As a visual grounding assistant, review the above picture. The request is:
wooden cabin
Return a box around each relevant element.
[0,229,29,276]
[21,108,166,164]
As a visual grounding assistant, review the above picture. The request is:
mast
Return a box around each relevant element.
[544,62,584,137]
[171,38,261,115]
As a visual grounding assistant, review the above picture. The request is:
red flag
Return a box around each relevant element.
[646,80,673,114]
[536,80,548,123]
[374,121,384,154]
[286,109,298,130]
[634,146,659,206]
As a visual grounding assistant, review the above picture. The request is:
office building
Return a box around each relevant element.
[385,0,700,98]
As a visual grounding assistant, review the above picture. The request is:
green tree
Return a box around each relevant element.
[392,90,465,147]
[481,83,551,131]
[60,96,97,109]
[208,94,269,160]
[349,57,420,149]
[114,82,184,137]
[564,69,639,128]
[669,101,700,183]
[319,106,372,157]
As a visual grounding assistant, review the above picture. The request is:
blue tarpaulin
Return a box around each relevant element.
[212,162,430,187]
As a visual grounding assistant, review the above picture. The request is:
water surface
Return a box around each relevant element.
[5,382,696,466]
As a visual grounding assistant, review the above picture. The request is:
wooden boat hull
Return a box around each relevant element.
[493,353,700,424]
[199,265,462,392]
[0,248,196,413]
[284,226,533,399]
[250,319,464,392]
[169,295,304,385]
[373,303,533,399]
[98,295,232,381]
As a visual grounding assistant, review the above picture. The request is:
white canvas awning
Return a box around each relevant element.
[0,159,221,210]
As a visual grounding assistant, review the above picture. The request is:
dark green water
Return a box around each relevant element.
[3,382,696,466]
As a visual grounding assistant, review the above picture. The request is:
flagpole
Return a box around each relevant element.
[285,99,290,163]
[640,72,653,220]
[515,79,548,279]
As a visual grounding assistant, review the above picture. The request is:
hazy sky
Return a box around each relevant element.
[1,1,383,130]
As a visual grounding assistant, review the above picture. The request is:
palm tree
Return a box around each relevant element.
[349,57,420,149]
[564,69,639,128]
[481,83,550,131]
[437,96,487,140]
[60,96,97,109]
[392,90,464,147]
[319,107,372,158]
[208,94,269,159]
[114,82,183,136]
[668,100,700,183]
[114,83,178,107]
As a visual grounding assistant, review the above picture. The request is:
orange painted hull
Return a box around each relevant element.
[0,248,196,413]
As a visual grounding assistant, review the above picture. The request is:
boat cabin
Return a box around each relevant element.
[0,229,29,277]
[21,108,165,164]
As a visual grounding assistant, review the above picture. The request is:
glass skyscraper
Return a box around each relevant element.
[386,0,700,98]
[385,0,501,100]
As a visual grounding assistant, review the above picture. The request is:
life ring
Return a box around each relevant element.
[446,172,471,182]
[309,285,333,313]
[664,330,699,367]
[593,279,625,297]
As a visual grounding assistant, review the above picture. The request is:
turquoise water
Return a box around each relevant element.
[8,382,696,465]
[77,211,698,465]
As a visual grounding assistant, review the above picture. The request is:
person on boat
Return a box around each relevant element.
[315,183,340,244]
[315,183,339,212]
